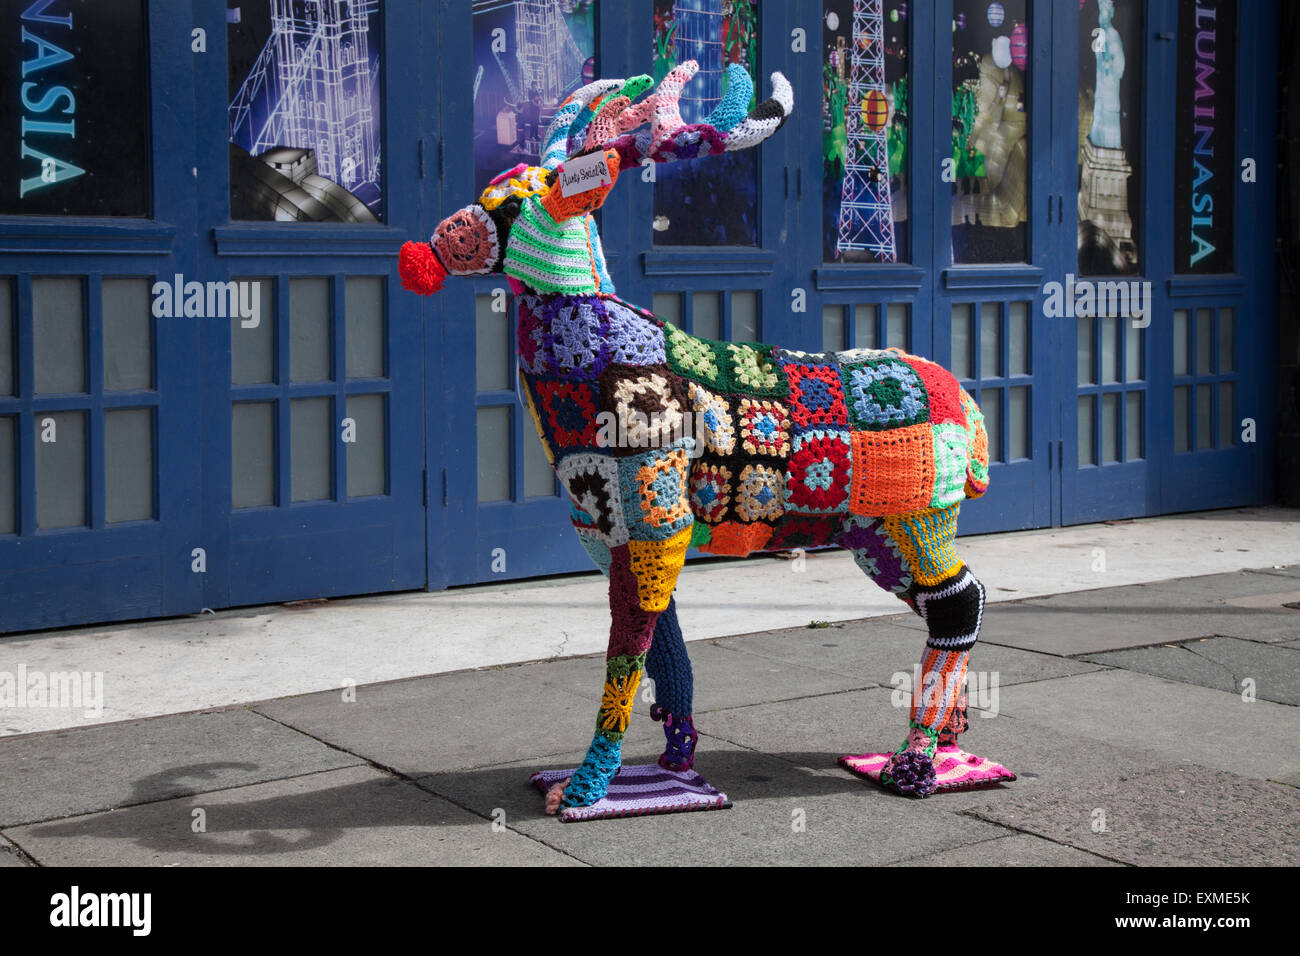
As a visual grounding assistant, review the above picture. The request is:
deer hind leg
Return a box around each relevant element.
[837,505,984,796]
[645,597,698,771]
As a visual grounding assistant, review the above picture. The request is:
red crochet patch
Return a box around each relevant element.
[535,380,600,449]
[767,514,840,551]
[784,430,851,513]
[785,364,849,430]
[908,357,966,426]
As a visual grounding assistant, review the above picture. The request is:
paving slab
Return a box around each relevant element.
[3,764,577,867]
[889,832,1122,867]
[0,708,363,828]
[0,835,29,867]
[505,639,878,714]
[417,738,1008,866]
[711,618,1105,688]
[1247,564,1300,580]
[1085,636,1300,705]
[253,667,662,777]
[991,669,1300,782]
[966,765,1300,866]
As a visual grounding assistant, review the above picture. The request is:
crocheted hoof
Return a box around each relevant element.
[529,764,730,822]
[881,749,937,797]
[543,778,570,816]
[651,704,698,772]
[839,744,1017,795]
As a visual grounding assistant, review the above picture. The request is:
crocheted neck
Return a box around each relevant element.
[502,196,615,297]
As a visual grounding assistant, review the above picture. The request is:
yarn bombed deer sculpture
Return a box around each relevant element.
[400,61,1014,814]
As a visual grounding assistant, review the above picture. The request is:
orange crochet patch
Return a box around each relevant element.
[697,521,773,557]
[541,149,621,222]
[849,425,936,515]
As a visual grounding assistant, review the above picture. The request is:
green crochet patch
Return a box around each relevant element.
[662,323,790,399]
[665,324,726,387]
[689,520,711,548]
[726,342,789,399]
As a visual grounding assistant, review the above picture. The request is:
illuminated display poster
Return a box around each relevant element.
[228,0,384,223]
[1174,0,1234,274]
[2,0,150,217]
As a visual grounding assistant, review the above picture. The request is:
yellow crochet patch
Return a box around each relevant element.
[478,165,551,211]
[882,507,963,586]
[627,525,692,612]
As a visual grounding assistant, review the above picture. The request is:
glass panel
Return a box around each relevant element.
[477,406,511,503]
[232,402,275,508]
[102,278,153,391]
[290,278,331,383]
[1195,308,1212,375]
[823,0,910,262]
[1077,315,1095,384]
[1125,320,1142,381]
[1218,382,1234,448]
[1008,386,1029,460]
[1077,396,1095,466]
[1174,0,1236,274]
[731,291,759,342]
[0,279,12,396]
[980,303,1000,378]
[35,411,85,528]
[980,389,1002,463]
[886,303,908,350]
[1173,309,1189,376]
[951,304,973,379]
[523,415,555,498]
[653,0,759,246]
[1078,0,1142,275]
[229,4,384,221]
[476,294,510,391]
[33,277,85,394]
[231,277,274,385]
[0,417,13,534]
[1195,384,1212,450]
[1218,308,1234,372]
[1101,315,1119,383]
[105,408,153,522]
[653,293,682,327]
[822,304,845,352]
[345,394,386,498]
[950,0,1029,264]
[291,397,332,502]
[1125,391,1142,460]
[693,292,721,340]
[1101,392,1119,463]
[472,1,595,208]
[1173,386,1190,452]
[1008,301,1029,376]
[345,277,385,379]
[852,304,877,350]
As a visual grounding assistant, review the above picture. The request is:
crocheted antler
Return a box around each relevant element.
[555,61,794,172]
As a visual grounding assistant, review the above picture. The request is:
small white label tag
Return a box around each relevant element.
[558,150,612,196]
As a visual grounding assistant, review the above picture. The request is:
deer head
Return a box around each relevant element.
[398,61,793,297]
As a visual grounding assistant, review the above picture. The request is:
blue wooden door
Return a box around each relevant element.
[194,0,427,609]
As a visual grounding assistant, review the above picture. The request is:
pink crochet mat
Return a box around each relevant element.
[839,744,1017,793]
[528,764,731,822]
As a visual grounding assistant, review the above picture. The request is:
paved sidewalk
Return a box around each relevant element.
[1,563,1297,866]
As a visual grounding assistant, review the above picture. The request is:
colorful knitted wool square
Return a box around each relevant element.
[841,354,931,432]
[737,398,792,459]
[733,463,785,523]
[848,425,936,514]
[598,652,647,740]
[784,428,851,513]
[688,382,737,456]
[556,452,629,547]
[530,764,730,822]
[535,294,612,381]
[909,356,967,426]
[607,545,658,655]
[959,388,991,498]
[834,514,913,595]
[688,461,733,525]
[531,379,602,451]
[882,506,963,586]
[599,366,689,457]
[617,442,694,540]
[784,362,849,430]
[726,342,790,399]
[603,298,667,366]
[698,520,773,556]
[665,324,728,389]
[627,525,692,611]
[767,514,840,551]
[931,423,972,510]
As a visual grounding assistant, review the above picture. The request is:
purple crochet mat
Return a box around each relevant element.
[528,764,731,822]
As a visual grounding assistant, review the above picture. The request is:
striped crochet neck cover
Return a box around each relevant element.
[502,196,601,295]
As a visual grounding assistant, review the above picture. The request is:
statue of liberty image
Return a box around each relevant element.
[1088,0,1124,150]
[1078,0,1136,271]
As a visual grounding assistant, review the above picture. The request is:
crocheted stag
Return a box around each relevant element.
[400,62,1013,810]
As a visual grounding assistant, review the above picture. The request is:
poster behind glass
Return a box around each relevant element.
[228,0,383,223]
[822,0,909,264]
[950,0,1028,264]
[2,0,149,216]
[1078,0,1142,276]
[652,0,759,247]
[1174,0,1234,274]
[472,0,596,199]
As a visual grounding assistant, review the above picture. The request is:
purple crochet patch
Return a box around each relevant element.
[516,297,549,375]
[835,517,912,594]
[605,299,666,366]
[537,295,612,381]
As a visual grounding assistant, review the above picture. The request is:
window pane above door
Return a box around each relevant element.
[951,0,1029,264]
[823,0,910,263]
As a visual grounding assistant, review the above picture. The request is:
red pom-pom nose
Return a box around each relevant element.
[398,240,447,296]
